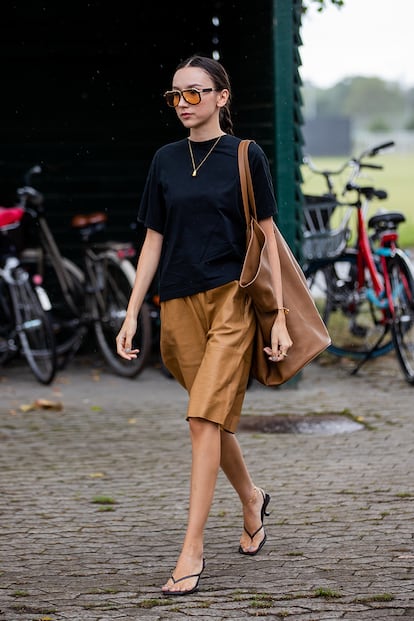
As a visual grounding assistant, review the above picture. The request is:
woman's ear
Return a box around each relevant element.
[216,89,230,108]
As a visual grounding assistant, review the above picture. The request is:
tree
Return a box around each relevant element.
[303,0,344,12]
[342,77,406,125]
[302,76,408,130]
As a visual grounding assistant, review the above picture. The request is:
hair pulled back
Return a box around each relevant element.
[175,55,234,136]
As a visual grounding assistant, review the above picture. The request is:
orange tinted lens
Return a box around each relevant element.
[182,89,201,104]
[165,91,180,107]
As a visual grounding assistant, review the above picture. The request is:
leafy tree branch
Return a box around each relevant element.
[303,0,344,12]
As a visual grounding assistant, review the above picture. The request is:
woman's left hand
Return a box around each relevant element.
[263,319,293,363]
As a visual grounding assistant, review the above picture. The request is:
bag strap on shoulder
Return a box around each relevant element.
[238,139,258,223]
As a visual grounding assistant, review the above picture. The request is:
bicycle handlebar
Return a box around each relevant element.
[345,182,388,201]
[17,186,43,205]
[304,140,395,199]
[302,154,349,177]
[359,163,383,170]
[366,141,395,157]
[24,165,42,185]
[13,165,44,209]
[353,141,394,164]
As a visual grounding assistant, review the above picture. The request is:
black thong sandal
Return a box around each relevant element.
[239,489,270,556]
[162,558,205,596]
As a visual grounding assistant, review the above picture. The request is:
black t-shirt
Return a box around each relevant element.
[138,134,277,301]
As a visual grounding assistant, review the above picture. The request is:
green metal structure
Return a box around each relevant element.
[0,1,305,257]
[274,0,305,256]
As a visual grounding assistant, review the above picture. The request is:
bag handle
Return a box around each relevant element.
[239,139,288,296]
[238,139,258,224]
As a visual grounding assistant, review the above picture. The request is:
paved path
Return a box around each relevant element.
[1,351,414,620]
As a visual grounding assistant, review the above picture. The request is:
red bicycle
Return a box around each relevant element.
[303,142,414,384]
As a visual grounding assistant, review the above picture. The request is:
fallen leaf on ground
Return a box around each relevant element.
[35,398,63,411]
[19,399,64,412]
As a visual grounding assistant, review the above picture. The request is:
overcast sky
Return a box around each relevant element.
[300,0,414,89]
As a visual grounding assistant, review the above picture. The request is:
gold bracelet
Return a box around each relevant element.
[277,307,290,314]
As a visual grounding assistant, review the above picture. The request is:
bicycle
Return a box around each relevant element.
[302,142,414,384]
[15,165,152,378]
[0,205,57,384]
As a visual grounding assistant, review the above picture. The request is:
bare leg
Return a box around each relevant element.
[162,417,220,593]
[220,430,268,554]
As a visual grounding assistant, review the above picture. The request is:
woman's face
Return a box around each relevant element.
[170,66,227,130]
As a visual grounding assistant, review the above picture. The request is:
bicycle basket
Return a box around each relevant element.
[302,194,350,260]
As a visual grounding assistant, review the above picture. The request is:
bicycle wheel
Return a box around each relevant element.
[10,267,57,384]
[20,250,87,368]
[305,251,394,359]
[388,251,414,384]
[92,251,152,377]
[0,279,18,365]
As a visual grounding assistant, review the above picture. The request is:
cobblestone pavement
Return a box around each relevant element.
[1,351,414,621]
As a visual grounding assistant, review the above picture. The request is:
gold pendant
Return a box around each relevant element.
[188,135,222,178]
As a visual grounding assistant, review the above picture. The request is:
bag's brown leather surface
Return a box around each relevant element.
[238,139,331,386]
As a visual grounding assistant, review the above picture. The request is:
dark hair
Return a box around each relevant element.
[175,55,234,136]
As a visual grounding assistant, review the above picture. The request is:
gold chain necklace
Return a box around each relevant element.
[187,135,222,177]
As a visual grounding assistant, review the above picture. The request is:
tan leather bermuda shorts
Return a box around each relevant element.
[160,280,256,433]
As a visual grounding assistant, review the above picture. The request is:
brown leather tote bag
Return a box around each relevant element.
[238,139,331,386]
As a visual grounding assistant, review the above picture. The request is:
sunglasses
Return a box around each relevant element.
[163,88,215,107]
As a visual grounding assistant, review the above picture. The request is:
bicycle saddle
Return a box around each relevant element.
[71,212,108,229]
[0,206,25,229]
[368,211,405,230]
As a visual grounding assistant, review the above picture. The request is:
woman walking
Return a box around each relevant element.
[116,55,292,595]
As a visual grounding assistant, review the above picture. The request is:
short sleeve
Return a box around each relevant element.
[247,142,278,220]
[137,151,166,234]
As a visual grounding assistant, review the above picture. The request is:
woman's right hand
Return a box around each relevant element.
[115,228,163,361]
[116,316,140,360]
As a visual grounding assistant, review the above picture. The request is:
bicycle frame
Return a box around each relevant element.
[347,193,414,379]
[82,246,110,316]
[32,213,83,316]
[355,203,393,314]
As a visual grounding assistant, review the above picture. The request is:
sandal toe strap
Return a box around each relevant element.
[170,559,205,585]
[171,571,200,585]
[243,524,264,541]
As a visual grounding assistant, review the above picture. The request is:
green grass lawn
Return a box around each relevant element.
[301,153,414,249]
